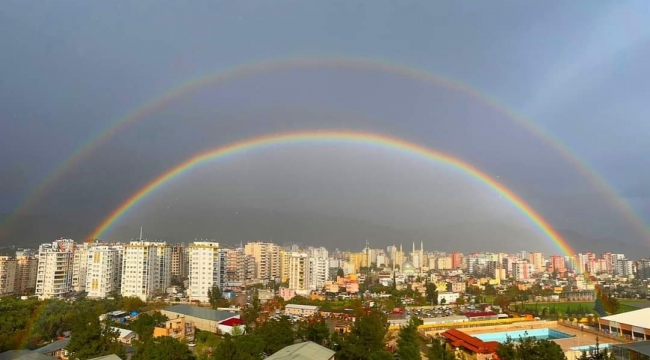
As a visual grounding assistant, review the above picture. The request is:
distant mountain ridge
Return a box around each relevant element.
[0,210,643,255]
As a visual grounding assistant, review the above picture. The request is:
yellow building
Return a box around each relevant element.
[153,316,195,342]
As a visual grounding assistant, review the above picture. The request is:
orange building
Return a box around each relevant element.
[154,316,195,342]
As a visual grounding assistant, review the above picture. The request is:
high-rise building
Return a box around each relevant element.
[86,245,123,299]
[512,260,530,281]
[223,247,255,286]
[0,256,17,296]
[528,252,545,274]
[72,242,94,292]
[245,242,281,281]
[615,259,633,278]
[289,253,311,292]
[637,259,650,280]
[35,239,75,299]
[549,255,566,274]
[14,252,38,295]
[450,252,462,270]
[188,242,226,302]
[171,245,187,279]
[121,241,171,301]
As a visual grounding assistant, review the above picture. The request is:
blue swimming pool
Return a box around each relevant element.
[474,328,575,343]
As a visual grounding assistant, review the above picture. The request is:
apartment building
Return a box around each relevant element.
[288,253,311,292]
[0,256,17,296]
[244,242,281,281]
[86,245,123,299]
[35,239,75,299]
[14,251,38,295]
[72,242,93,292]
[188,242,226,302]
[223,247,256,285]
[121,241,171,301]
[171,244,187,279]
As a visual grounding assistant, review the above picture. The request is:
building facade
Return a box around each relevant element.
[188,242,226,302]
[121,241,171,301]
[35,239,75,299]
[86,245,123,299]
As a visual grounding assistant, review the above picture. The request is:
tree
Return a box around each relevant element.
[494,295,510,310]
[208,286,230,309]
[132,336,195,360]
[496,335,566,360]
[121,296,146,313]
[337,268,345,278]
[241,299,263,332]
[440,298,447,305]
[130,312,168,341]
[66,311,125,360]
[337,308,389,360]
[397,318,422,360]
[455,296,465,307]
[297,316,330,345]
[212,334,264,360]
[368,351,394,360]
[428,337,455,360]
[257,318,295,355]
[425,283,438,305]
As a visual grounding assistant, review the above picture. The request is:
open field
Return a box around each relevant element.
[514,299,650,316]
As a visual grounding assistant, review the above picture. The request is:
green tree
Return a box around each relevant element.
[455,296,465,307]
[297,316,330,345]
[130,312,168,341]
[207,286,230,309]
[213,334,264,360]
[257,317,295,355]
[132,336,194,360]
[496,335,566,360]
[428,337,455,360]
[425,283,438,305]
[337,308,389,360]
[368,351,394,360]
[241,299,263,332]
[397,318,422,360]
[121,296,146,313]
[66,311,125,360]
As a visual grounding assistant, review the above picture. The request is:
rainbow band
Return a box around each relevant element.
[89,130,575,257]
[5,57,647,244]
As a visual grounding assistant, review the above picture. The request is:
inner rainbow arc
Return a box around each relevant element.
[88,130,574,257]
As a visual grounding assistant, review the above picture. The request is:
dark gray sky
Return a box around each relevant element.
[1,1,649,255]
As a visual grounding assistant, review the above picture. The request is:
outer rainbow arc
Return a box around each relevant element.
[6,56,648,244]
[88,130,575,257]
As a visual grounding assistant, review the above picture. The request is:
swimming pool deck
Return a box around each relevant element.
[460,321,624,353]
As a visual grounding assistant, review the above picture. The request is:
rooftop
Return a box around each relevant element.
[33,337,70,354]
[163,304,237,322]
[441,329,499,354]
[601,308,650,329]
[285,304,319,310]
[0,350,54,360]
[265,341,335,360]
[612,340,650,357]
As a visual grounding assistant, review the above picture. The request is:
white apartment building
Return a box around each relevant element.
[188,242,226,302]
[72,242,93,292]
[121,241,171,301]
[0,256,17,296]
[86,246,123,299]
[36,239,75,299]
[289,253,311,292]
[245,242,281,281]
[171,245,187,279]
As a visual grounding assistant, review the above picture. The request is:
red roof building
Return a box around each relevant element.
[441,329,499,360]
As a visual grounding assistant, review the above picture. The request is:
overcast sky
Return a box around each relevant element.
[1,1,649,254]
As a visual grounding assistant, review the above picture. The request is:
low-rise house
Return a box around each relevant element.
[284,304,319,317]
[265,341,335,360]
[153,316,195,341]
[34,337,70,359]
[110,327,137,344]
